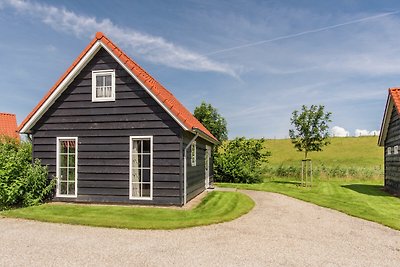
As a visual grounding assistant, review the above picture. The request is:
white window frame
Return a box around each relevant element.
[56,137,78,198]
[387,147,392,155]
[129,136,153,200]
[394,145,399,155]
[92,69,115,102]
[191,141,197,167]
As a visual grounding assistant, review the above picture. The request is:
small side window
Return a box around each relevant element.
[92,70,115,102]
[191,141,196,167]
[387,147,392,155]
[394,146,399,155]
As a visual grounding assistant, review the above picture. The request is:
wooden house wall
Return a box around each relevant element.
[384,107,400,194]
[31,48,183,205]
[183,132,213,202]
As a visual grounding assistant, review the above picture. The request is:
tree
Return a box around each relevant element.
[214,137,270,183]
[289,105,332,159]
[194,101,228,142]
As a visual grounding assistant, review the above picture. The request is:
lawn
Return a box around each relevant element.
[1,191,254,230]
[218,179,400,230]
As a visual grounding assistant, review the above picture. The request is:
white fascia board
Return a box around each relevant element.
[99,42,189,132]
[20,42,103,133]
[378,97,393,147]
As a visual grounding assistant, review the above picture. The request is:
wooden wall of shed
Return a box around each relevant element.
[384,106,400,194]
[32,47,183,205]
[183,132,214,202]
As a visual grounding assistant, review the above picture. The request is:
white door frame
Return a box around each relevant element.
[205,145,211,188]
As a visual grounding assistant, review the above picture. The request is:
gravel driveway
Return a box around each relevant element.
[1,190,399,266]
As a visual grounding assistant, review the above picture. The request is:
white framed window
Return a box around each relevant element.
[191,141,196,166]
[92,70,115,102]
[394,145,399,155]
[56,137,78,198]
[129,136,153,200]
[387,147,392,155]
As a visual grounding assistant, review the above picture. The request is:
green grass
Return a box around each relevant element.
[0,191,254,230]
[265,136,383,168]
[218,180,400,230]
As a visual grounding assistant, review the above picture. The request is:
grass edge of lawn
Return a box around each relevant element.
[0,191,255,230]
[217,181,400,231]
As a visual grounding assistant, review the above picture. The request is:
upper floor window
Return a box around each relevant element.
[387,147,392,155]
[92,70,115,102]
[394,145,399,155]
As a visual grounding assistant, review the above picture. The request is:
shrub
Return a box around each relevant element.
[214,137,270,183]
[0,138,55,210]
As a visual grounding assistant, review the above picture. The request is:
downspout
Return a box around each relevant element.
[183,133,199,205]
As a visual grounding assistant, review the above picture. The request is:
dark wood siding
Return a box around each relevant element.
[32,48,183,205]
[384,107,400,194]
[183,132,214,202]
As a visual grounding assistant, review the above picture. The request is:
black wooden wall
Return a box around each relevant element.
[183,132,213,202]
[32,48,184,205]
[384,106,400,194]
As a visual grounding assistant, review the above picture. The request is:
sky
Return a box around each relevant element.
[1,0,400,138]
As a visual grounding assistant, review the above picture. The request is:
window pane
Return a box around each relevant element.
[105,75,112,86]
[142,183,151,197]
[60,182,67,195]
[132,153,139,168]
[60,142,68,153]
[132,183,141,197]
[142,155,150,168]
[60,154,67,168]
[96,75,104,86]
[132,169,140,183]
[142,169,150,183]
[132,140,140,153]
[68,168,75,181]
[68,154,75,167]
[68,182,75,195]
[142,140,150,153]
[60,168,67,181]
[68,140,76,153]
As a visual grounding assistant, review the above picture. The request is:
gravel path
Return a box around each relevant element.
[1,190,399,266]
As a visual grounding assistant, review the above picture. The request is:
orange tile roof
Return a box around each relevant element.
[18,32,218,143]
[0,113,19,140]
[389,88,400,112]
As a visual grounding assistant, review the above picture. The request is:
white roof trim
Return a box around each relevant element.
[378,96,394,146]
[20,40,189,133]
[20,42,102,133]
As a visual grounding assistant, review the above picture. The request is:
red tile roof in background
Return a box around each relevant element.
[18,32,217,143]
[389,88,400,112]
[0,113,19,140]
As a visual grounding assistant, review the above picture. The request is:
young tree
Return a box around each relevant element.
[194,101,228,141]
[289,105,332,159]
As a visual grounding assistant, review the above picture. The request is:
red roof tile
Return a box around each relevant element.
[18,32,218,143]
[389,88,400,112]
[0,113,19,140]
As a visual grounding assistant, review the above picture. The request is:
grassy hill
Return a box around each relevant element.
[262,136,383,179]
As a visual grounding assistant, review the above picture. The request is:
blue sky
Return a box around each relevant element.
[1,0,400,138]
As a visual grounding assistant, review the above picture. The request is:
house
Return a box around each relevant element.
[0,113,19,140]
[378,88,400,195]
[18,32,218,206]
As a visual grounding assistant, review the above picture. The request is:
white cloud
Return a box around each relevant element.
[355,129,380,137]
[331,126,349,137]
[2,0,236,76]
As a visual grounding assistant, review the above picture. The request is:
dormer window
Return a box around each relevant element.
[92,70,115,102]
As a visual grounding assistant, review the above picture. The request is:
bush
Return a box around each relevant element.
[214,137,270,183]
[0,138,55,210]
